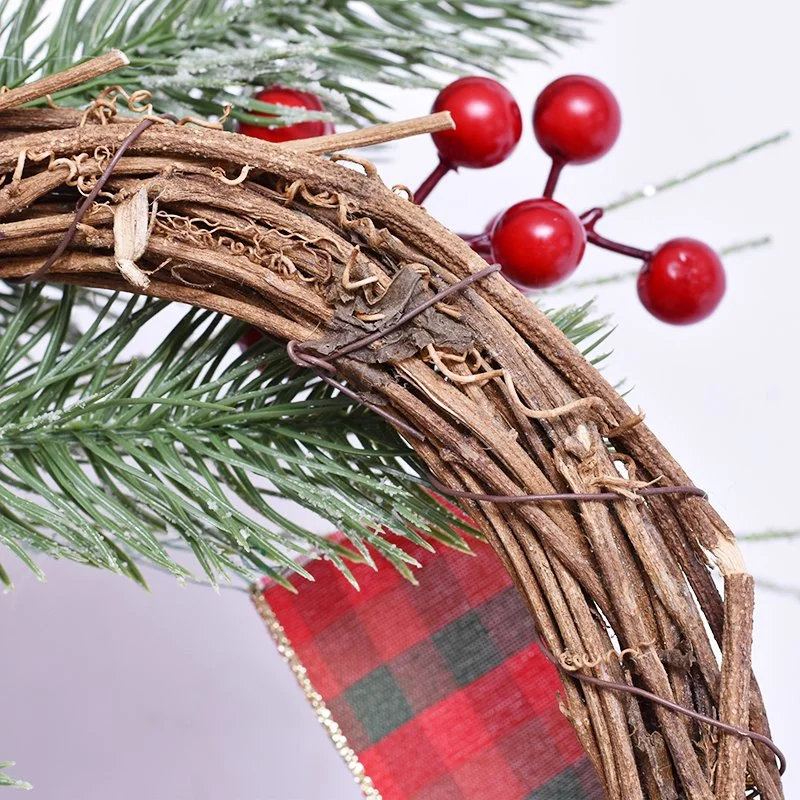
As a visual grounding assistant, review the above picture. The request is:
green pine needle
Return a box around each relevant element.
[0,0,612,591]
[753,577,800,602]
[0,283,612,588]
[0,762,31,791]
[0,0,609,125]
[740,529,800,543]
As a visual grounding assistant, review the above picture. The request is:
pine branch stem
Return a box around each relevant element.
[603,132,790,213]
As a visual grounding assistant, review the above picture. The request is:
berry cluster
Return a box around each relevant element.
[237,81,725,326]
[417,75,726,325]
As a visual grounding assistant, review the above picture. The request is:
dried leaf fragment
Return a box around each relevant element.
[113,185,151,289]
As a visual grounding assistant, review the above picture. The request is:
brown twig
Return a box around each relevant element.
[0,51,129,111]
[715,574,757,797]
[283,111,454,155]
[422,470,707,504]
[547,638,785,777]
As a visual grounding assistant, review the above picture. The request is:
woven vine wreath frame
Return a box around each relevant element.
[0,54,784,800]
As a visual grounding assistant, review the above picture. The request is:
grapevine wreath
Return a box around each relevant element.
[0,53,786,799]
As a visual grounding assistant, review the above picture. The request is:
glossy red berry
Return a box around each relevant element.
[431,77,522,169]
[533,75,621,165]
[238,86,334,142]
[637,238,725,325]
[490,199,586,289]
[238,327,264,352]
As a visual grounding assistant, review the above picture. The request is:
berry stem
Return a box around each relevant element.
[581,207,652,261]
[542,158,565,199]
[459,232,492,257]
[586,230,652,261]
[414,158,453,204]
[459,232,491,246]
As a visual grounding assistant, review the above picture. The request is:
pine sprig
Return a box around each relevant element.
[0,284,482,588]
[740,529,800,543]
[0,283,610,589]
[0,0,608,125]
[0,763,31,791]
[0,0,610,590]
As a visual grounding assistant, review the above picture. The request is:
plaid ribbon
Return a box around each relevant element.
[255,530,603,800]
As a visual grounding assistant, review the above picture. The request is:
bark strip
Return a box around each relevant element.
[0,51,129,110]
[714,574,756,799]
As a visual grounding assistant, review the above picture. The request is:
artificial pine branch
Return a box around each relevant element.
[0,65,613,588]
[602,132,789,214]
[0,762,31,791]
[740,529,800,542]
[0,0,608,127]
[0,283,471,587]
[0,279,609,587]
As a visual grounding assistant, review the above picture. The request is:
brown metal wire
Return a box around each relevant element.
[289,265,710,504]
[533,630,786,777]
[330,262,502,360]
[286,340,425,442]
[422,471,708,504]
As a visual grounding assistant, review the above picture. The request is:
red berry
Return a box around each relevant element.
[637,238,725,325]
[238,327,264,351]
[431,77,522,169]
[490,199,586,289]
[238,86,334,142]
[533,75,621,165]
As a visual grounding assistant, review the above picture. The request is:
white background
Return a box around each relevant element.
[1,1,798,798]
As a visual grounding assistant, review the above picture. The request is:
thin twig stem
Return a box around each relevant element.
[715,574,756,797]
[285,112,454,156]
[0,50,129,111]
[581,207,651,261]
[544,236,772,295]
[543,158,564,199]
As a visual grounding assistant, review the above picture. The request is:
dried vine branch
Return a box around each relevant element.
[0,50,129,110]
[0,92,783,800]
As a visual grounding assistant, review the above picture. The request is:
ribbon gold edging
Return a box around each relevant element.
[251,587,383,800]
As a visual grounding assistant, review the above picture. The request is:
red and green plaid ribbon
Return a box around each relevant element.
[256,530,602,799]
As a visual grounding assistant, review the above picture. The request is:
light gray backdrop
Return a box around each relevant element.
[1,1,797,797]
